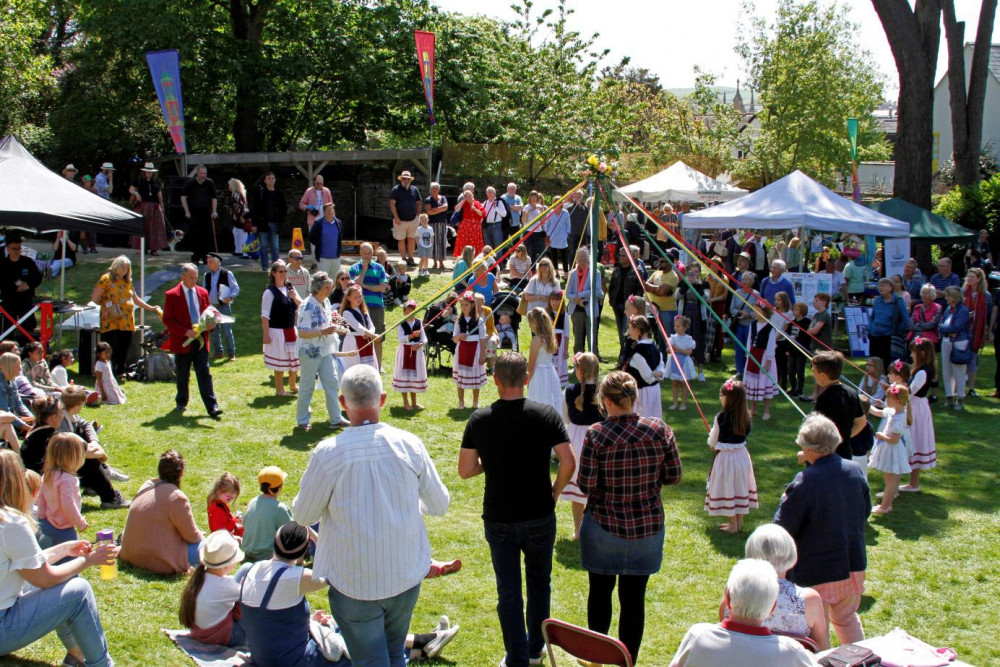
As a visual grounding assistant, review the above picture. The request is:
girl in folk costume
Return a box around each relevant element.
[559,352,602,539]
[667,315,696,411]
[452,291,488,409]
[622,315,665,420]
[546,291,570,389]
[261,260,301,396]
[744,302,779,420]
[473,293,500,374]
[903,337,938,491]
[525,308,562,414]
[886,358,911,388]
[393,300,428,410]
[339,284,378,370]
[705,378,757,533]
[868,383,914,515]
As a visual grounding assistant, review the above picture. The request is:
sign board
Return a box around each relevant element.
[883,238,910,281]
[843,306,870,357]
[785,272,833,316]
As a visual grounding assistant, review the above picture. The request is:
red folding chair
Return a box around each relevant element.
[542,618,633,667]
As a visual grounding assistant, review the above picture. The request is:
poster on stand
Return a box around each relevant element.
[843,306,870,357]
[786,273,833,316]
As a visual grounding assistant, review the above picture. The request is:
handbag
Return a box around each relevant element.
[819,643,881,667]
[450,209,464,225]
[242,232,261,259]
[949,338,972,365]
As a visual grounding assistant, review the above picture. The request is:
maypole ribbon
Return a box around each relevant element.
[600,182,807,419]
[611,219,711,432]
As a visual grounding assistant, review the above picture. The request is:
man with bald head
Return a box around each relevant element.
[162,263,222,418]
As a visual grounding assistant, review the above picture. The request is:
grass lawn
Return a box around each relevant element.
[8,250,1000,666]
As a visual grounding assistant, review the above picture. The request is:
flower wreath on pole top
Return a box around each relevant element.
[578,148,622,180]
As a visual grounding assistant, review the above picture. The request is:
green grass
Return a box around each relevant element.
[9,251,1000,665]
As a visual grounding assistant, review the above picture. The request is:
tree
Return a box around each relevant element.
[0,0,58,149]
[871,0,942,209]
[942,0,999,187]
[735,0,889,186]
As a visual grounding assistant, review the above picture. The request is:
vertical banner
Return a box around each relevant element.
[884,237,910,281]
[847,118,860,204]
[413,31,436,125]
[145,50,187,154]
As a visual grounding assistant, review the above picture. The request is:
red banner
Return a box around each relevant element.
[414,30,435,125]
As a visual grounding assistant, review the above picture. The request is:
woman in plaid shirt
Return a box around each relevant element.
[578,370,682,663]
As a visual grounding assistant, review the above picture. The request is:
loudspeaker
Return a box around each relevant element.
[77,329,99,375]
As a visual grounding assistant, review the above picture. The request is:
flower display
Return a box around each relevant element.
[184,306,235,348]
[578,149,621,179]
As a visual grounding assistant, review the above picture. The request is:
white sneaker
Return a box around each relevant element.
[107,466,130,482]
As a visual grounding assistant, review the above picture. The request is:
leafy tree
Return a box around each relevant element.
[735,0,889,185]
[0,0,58,148]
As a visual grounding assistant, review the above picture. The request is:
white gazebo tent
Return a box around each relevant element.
[614,160,749,203]
[682,169,910,237]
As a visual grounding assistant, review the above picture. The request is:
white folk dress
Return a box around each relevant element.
[869,407,913,475]
[527,341,562,414]
[392,319,428,393]
[340,306,378,370]
[704,412,758,517]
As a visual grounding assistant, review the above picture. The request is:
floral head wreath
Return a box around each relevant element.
[403,299,418,311]
[913,336,926,346]
[460,291,476,303]
[573,352,585,364]
[674,315,684,322]
[723,379,736,392]
[892,359,905,372]
[888,384,904,396]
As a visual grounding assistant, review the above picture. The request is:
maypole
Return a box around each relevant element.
[578,150,620,356]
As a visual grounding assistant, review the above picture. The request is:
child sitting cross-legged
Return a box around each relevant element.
[241,466,293,562]
[207,472,244,539]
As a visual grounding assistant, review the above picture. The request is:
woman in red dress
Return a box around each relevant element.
[453,189,485,257]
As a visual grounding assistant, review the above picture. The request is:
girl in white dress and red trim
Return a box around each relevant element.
[744,302,778,420]
[559,352,602,539]
[525,308,562,414]
[622,315,664,420]
[261,260,301,396]
[546,291,570,389]
[903,337,937,491]
[452,291,487,408]
[392,300,428,410]
[339,284,378,370]
[705,378,758,533]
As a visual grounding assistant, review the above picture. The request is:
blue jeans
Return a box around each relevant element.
[297,351,344,427]
[187,541,203,567]
[38,519,79,549]
[483,222,503,249]
[258,222,280,271]
[654,309,676,355]
[210,302,236,358]
[327,581,421,667]
[484,512,557,667]
[734,323,751,375]
[0,577,113,667]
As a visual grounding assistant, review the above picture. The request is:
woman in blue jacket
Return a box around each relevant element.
[868,278,909,369]
[938,286,971,410]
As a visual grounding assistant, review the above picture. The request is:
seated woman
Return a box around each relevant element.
[719,523,829,651]
[120,449,204,575]
[237,522,459,666]
[19,396,64,474]
[0,352,35,437]
[0,449,118,667]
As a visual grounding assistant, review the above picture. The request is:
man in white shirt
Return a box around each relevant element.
[670,559,815,667]
[482,186,508,254]
[294,364,450,666]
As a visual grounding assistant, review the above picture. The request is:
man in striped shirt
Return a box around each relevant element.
[294,364,450,666]
[929,257,961,306]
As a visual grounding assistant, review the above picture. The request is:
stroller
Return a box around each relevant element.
[423,298,457,374]
[491,291,522,352]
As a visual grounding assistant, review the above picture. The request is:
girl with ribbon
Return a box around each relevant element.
[705,378,758,533]
[392,300,428,410]
[903,338,938,491]
[452,292,487,409]
[868,383,914,515]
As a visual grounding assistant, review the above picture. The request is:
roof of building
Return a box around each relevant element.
[990,44,1000,79]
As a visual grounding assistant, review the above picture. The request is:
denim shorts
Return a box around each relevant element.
[579,512,664,576]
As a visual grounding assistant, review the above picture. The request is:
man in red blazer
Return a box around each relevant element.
[162,263,222,418]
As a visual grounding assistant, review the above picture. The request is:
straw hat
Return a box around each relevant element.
[398,170,414,181]
[199,530,245,569]
[140,162,158,173]
[101,162,115,171]
[63,164,78,174]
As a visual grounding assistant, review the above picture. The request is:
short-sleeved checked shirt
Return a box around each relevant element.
[578,413,682,540]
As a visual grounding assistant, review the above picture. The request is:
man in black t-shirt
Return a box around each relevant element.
[388,170,422,267]
[0,235,43,340]
[180,164,218,264]
[459,351,574,667]
[809,351,867,460]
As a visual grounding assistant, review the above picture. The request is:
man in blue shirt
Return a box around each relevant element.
[929,257,960,306]
[307,200,343,278]
[349,242,389,368]
[759,259,795,306]
[545,206,571,277]
[203,253,239,360]
[500,182,524,247]
[389,170,422,268]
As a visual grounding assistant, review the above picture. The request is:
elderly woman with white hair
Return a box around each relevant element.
[775,413,871,646]
[719,524,830,651]
[670,559,814,667]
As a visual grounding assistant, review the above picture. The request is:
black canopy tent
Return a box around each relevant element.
[0,135,145,340]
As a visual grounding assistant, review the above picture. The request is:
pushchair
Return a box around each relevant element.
[423,298,457,374]
[491,291,522,352]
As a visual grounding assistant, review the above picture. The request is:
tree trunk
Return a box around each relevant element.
[871,0,942,210]
[942,0,998,187]
[228,0,273,153]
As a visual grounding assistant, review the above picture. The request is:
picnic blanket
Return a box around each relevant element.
[163,629,251,667]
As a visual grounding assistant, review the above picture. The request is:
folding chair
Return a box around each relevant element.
[542,618,633,667]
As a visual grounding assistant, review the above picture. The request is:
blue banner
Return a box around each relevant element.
[145,50,187,154]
